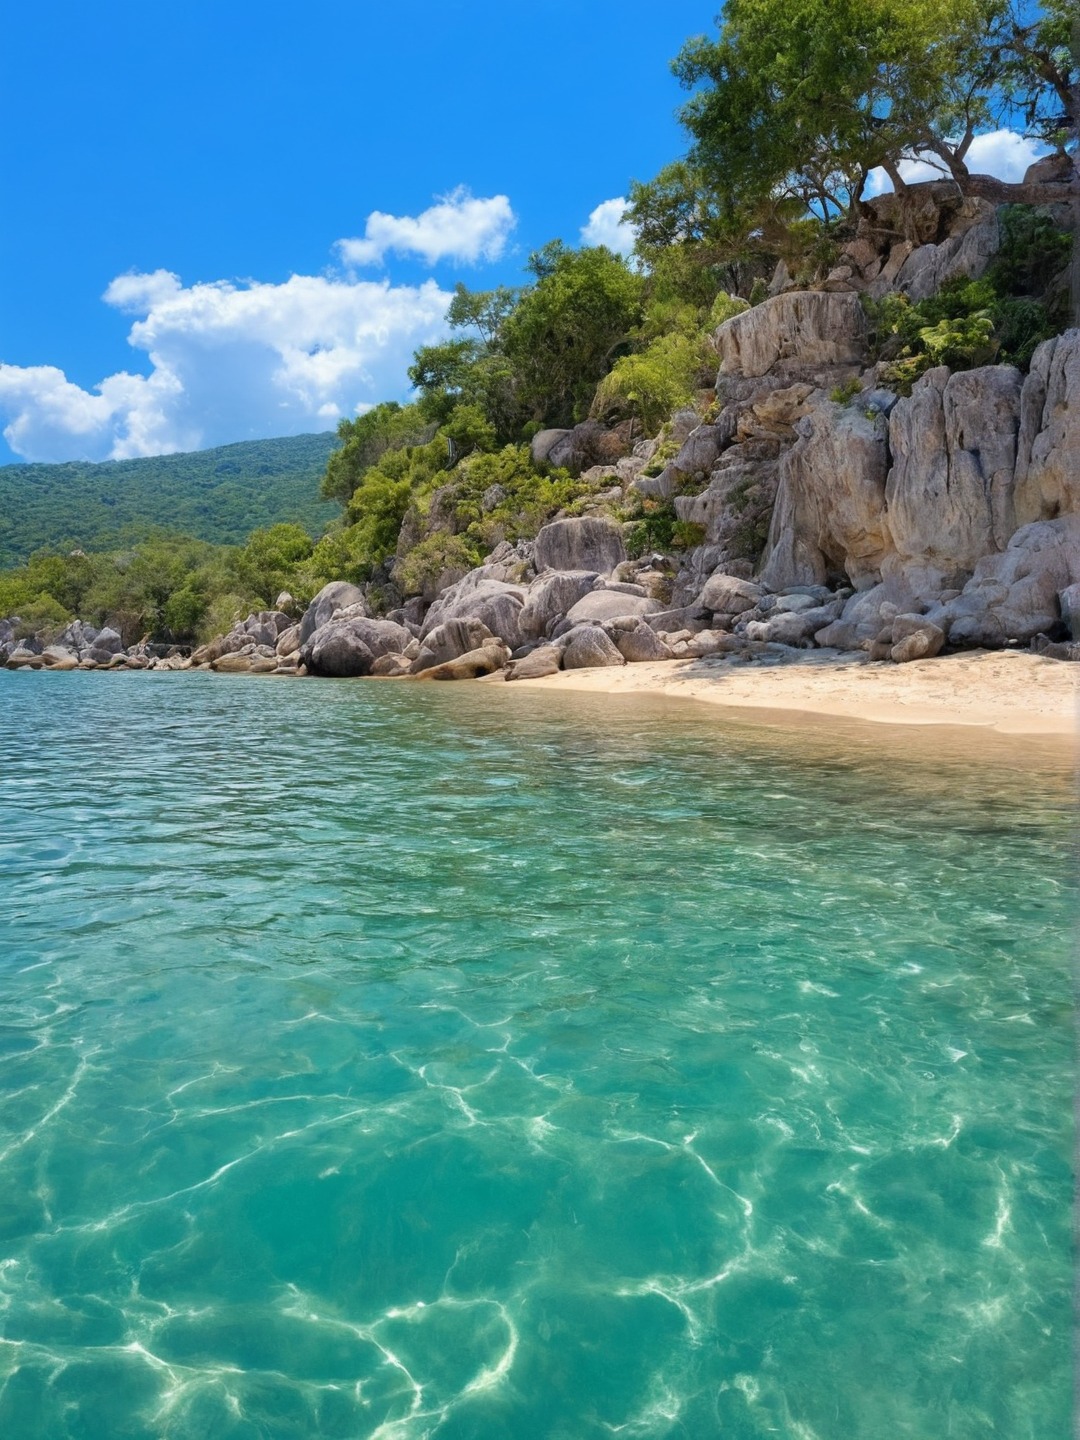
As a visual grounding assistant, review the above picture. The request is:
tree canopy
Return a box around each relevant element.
[658,0,1076,235]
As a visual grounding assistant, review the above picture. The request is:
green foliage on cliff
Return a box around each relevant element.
[0,433,339,570]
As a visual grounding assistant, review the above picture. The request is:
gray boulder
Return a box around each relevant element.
[546,421,629,476]
[530,428,571,466]
[533,517,627,575]
[814,578,921,650]
[419,574,527,651]
[1013,330,1080,528]
[1059,583,1080,641]
[87,627,124,665]
[505,645,563,680]
[411,617,495,673]
[613,624,674,663]
[416,639,511,680]
[519,570,600,638]
[565,590,661,626]
[561,625,626,669]
[698,574,763,615]
[299,582,367,645]
[935,514,1080,647]
[889,616,946,663]
[301,621,377,677]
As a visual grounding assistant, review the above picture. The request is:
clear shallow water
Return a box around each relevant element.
[0,671,1074,1439]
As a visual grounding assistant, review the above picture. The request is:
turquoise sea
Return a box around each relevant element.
[0,671,1074,1438]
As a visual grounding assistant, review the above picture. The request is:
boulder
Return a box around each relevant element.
[884,365,1022,590]
[671,425,725,478]
[40,646,78,670]
[298,581,367,646]
[698,574,763,615]
[56,620,99,656]
[565,590,661,626]
[301,621,376,677]
[715,292,868,378]
[814,577,921,650]
[1059,583,1080,641]
[759,400,891,591]
[212,653,255,673]
[505,645,563,680]
[86,627,124,666]
[561,625,626,669]
[642,605,713,636]
[419,574,527,651]
[888,614,946,663]
[533,517,627,575]
[416,639,511,680]
[546,421,629,476]
[519,570,600,639]
[241,610,292,648]
[371,653,413,677]
[530,428,571,466]
[613,624,674,663]
[1013,331,1080,527]
[275,624,302,658]
[935,514,1080,647]
[411,617,495,674]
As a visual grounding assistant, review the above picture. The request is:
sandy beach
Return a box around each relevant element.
[492,649,1078,742]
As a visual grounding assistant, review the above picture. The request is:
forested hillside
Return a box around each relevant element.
[0,433,339,567]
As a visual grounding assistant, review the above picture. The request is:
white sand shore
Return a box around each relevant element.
[493,649,1078,741]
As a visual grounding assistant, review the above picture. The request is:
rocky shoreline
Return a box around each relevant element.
[4,187,1078,686]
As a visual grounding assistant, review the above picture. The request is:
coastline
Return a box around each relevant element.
[485,649,1078,744]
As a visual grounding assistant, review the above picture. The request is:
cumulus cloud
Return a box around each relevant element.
[337,188,516,267]
[0,271,453,462]
[864,129,1048,197]
[580,197,637,257]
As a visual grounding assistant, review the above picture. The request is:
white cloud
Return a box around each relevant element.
[0,271,453,462]
[580,197,636,257]
[337,188,516,267]
[864,129,1049,197]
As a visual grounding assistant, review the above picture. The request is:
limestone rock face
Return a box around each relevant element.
[884,365,1023,590]
[892,207,1000,302]
[715,292,868,379]
[533,518,627,575]
[934,514,1080,646]
[561,625,626,669]
[519,570,600,639]
[759,400,891,591]
[299,582,367,645]
[1013,331,1080,527]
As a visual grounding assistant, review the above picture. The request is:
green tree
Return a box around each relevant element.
[672,0,1076,223]
[501,243,645,427]
[321,402,433,504]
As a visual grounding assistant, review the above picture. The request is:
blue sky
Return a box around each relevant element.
[0,0,713,463]
[0,1,1047,465]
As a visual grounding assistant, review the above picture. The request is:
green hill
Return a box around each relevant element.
[0,432,340,567]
